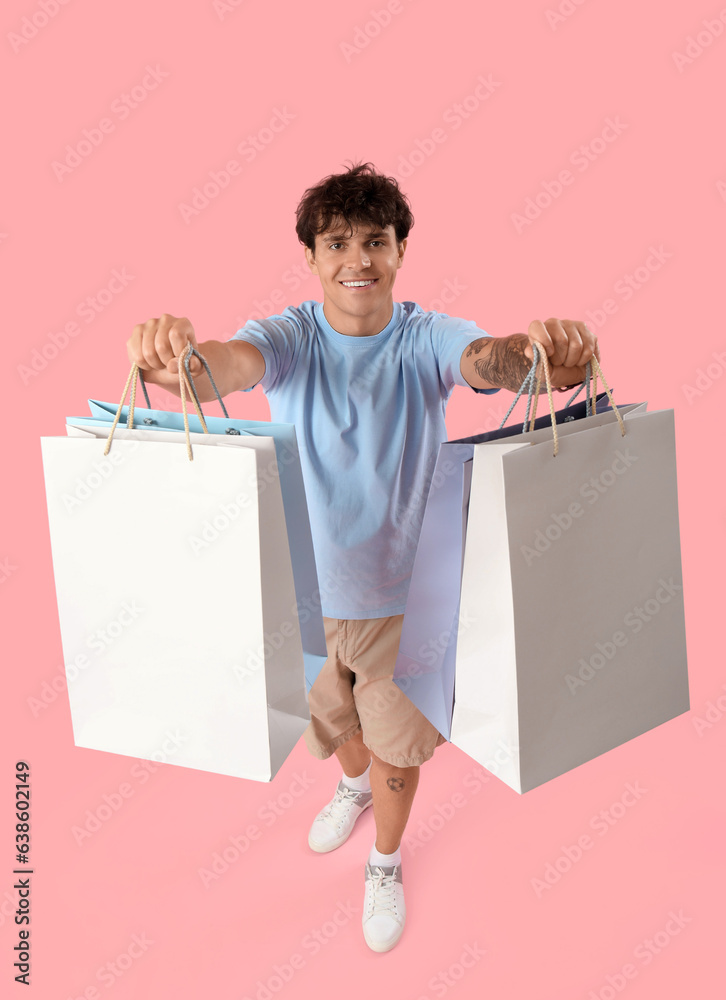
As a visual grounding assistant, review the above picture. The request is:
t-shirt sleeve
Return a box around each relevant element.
[226,313,298,393]
[428,313,501,395]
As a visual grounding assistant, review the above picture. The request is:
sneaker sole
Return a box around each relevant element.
[307,799,374,853]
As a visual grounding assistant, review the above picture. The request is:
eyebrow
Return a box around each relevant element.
[322,230,389,242]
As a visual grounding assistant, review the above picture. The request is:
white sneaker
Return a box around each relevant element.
[308,780,373,853]
[362,863,406,953]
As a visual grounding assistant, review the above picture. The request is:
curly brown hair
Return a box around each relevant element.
[295,161,414,253]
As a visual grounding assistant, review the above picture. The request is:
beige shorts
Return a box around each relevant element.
[303,614,447,768]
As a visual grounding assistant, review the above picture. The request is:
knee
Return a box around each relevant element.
[371,752,419,775]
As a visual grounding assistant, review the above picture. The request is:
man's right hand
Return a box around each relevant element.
[126,313,266,402]
[127,314,204,377]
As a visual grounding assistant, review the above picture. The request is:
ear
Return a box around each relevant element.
[396,237,407,268]
[305,246,318,274]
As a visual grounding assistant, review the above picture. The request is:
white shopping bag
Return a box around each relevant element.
[41,419,312,782]
[65,407,328,693]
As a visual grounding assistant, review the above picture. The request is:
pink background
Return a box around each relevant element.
[2,0,724,996]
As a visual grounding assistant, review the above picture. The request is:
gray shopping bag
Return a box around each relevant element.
[451,403,689,792]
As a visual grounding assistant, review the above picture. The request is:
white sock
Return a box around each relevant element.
[369,842,402,868]
[342,759,372,792]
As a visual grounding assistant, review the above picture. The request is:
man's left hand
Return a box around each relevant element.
[525,318,600,389]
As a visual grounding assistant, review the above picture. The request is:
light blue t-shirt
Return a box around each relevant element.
[229,299,500,619]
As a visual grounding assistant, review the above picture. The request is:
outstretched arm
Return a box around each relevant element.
[460,318,600,392]
[127,314,266,402]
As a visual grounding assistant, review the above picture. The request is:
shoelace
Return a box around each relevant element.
[365,867,400,917]
[320,786,364,830]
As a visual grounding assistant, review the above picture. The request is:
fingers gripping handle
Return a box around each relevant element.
[182,344,229,420]
[497,344,625,457]
[103,343,226,461]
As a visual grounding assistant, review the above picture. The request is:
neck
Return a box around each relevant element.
[321,299,394,337]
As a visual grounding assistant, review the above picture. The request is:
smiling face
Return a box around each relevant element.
[305,219,407,337]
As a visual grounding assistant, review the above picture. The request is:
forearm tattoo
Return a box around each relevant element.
[465,334,545,393]
[387,777,405,792]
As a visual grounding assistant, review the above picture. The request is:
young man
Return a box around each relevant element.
[127,162,599,954]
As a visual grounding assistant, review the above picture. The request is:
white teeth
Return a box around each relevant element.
[342,280,375,286]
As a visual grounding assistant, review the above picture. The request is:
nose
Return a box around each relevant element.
[345,246,371,270]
